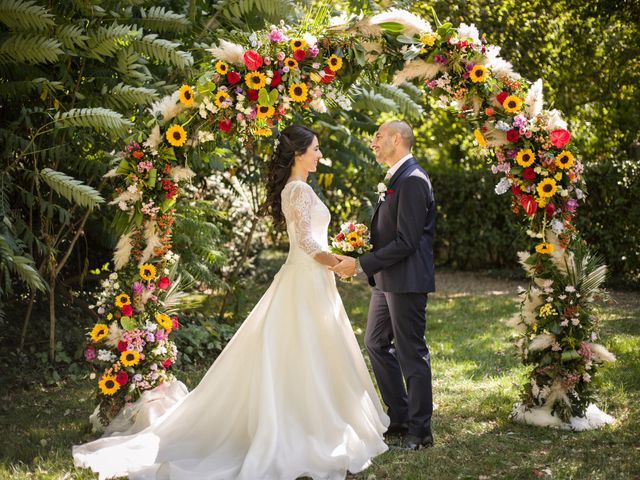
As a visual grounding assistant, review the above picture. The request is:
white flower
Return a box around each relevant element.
[565,285,576,292]
[309,98,327,113]
[495,120,511,131]
[550,219,565,234]
[302,32,317,48]
[583,373,591,382]
[377,182,387,202]
[457,23,480,43]
[494,177,510,195]
[97,349,116,362]
[571,318,580,326]
[545,109,568,131]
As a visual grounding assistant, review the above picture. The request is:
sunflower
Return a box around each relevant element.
[155,313,173,330]
[346,232,360,246]
[327,54,343,72]
[290,38,306,51]
[288,83,308,102]
[470,65,488,83]
[503,95,523,113]
[516,149,535,167]
[474,129,487,147]
[166,125,187,147]
[214,60,229,75]
[178,85,194,106]
[139,263,157,281]
[120,349,141,367]
[245,71,267,90]
[114,293,131,308]
[555,150,574,170]
[90,323,109,342]
[284,58,299,69]
[536,178,557,198]
[256,105,275,118]
[535,242,554,254]
[254,127,272,137]
[98,374,120,396]
[215,90,231,108]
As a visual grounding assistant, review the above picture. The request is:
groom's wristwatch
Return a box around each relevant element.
[355,258,363,276]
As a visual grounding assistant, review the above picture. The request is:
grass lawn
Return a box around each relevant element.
[1,263,638,479]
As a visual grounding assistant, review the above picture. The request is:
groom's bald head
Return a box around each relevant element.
[382,120,414,150]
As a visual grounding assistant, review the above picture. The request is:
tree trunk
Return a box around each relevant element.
[19,290,37,351]
[48,268,56,362]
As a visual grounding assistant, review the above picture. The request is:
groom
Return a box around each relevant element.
[332,120,436,450]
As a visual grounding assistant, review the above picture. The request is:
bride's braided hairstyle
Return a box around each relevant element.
[265,124,317,228]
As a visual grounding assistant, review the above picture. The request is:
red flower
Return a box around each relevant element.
[496,91,508,105]
[506,129,520,143]
[171,315,180,330]
[522,168,536,181]
[386,188,395,195]
[161,358,173,369]
[320,66,335,83]
[121,304,133,317]
[132,150,144,159]
[157,276,171,290]
[348,223,356,232]
[117,340,128,352]
[270,70,282,87]
[226,71,241,85]
[218,118,233,133]
[511,185,522,196]
[485,107,494,116]
[243,50,263,71]
[546,202,556,216]
[293,49,306,61]
[336,232,345,241]
[549,128,570,148]
[518,195,538,216]
[247,89,259,101]
[116,371,129,385]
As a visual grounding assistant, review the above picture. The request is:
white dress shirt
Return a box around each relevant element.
[384,153,413,180]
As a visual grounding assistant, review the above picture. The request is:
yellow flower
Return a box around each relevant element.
[178,85,194,106]
[139,263,157,281]
[114,293,131,308]
[516,149,535,167]
[309,72,322,83]
[245,71,266,90]
[346,232,360,246]
[254,127,272,137]
[327,54,343,72]
[155,313,173,330]
[555,150,574,170]
[470,65,488,83]
[215,90,231,108]
[214,60,229,75]
[120,349,141,367]
[419,31,438,47]
[554,172,563,181]
[503,95,523,113]
[98,374,120,396]
[474,129,487,147]
[284,58,298,69]
[166,124,187,147]
[542,244,555,256]
[536,178,557,198]
[256,105,275,118]
[288,83,308,102]
[539,302,557,315]
[290,38,306,50]
[90,323,109,342]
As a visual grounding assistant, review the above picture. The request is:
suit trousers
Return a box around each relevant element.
[364,287,433,437]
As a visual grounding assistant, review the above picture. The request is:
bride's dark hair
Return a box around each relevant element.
[265,124,317,228]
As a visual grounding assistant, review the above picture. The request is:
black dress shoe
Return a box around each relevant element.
[401,433,433,450]
[384,422,408,439]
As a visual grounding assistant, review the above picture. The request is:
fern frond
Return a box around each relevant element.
[131,33,193,70]
[56,23,88,50]
[87,23,140,61]
[397,81,424,103]
[54,107,133,134]
[137,6,190,33]
[39,167,105,210]
[0,0,55,31]
[114,46,152,83]
[0,33,63,64]
[377,83,424,118]
[105,83,158,109]
[0,77,64,99]
[352,89,398,113]
[0,233,46,292]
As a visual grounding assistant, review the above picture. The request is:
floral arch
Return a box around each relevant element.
[87,8,615,431]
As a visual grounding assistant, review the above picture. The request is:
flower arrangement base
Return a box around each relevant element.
[510,402,614,431]
[89,380,188,435]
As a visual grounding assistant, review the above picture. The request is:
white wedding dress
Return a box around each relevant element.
[73,180,389,480]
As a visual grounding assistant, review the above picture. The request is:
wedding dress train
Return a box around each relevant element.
[73,180,389,479]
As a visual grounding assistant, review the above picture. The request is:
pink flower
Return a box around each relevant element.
[308,46,319,57]
[132,282,144,295]
[550,128,570,148]
[268,28,285,42]
[276,51,285,62]
[243,50,263,71]
[171,315,180,330]
[84,344,96,361]
[157,276,171,290]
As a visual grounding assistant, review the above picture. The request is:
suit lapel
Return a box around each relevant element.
[371,157,417,220]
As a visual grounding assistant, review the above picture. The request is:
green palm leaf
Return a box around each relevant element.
[39,168,104,210]
[54,107,133,134]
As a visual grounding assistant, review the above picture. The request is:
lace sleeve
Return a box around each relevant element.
[288,182,323,257]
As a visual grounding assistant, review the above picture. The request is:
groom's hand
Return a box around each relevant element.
[330,256,356,277]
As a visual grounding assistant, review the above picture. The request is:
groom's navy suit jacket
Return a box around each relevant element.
[360,157,436,293]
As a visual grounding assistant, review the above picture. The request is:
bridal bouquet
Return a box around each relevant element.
[330,222,372,282]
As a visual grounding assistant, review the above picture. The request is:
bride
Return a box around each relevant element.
[73,124,389,479]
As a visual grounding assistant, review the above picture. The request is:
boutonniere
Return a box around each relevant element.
[376,182,395,202]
